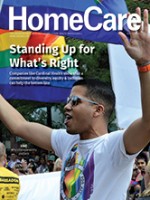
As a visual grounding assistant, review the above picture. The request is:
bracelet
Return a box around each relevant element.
[138,63,150,73]
[138,61,150,67]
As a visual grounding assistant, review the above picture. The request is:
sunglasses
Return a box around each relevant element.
[67,95,99,107]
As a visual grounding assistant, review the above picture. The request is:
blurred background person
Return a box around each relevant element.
[7,152,20,170]
[136,152,149,193]
[21,158,28,173]
[36,155,49,173]
[128,164,141,200]
[0,142,20,200]
[53,158,62,172]
[12,162,27,176]
[47,153,56,172]
[27,159,38,174]
[138,161,150,199]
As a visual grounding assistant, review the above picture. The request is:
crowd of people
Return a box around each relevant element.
[5,151,62,175]
[1,141,150,200]
[0,141,62,199]
[2,143,150,200]
[127,151,150,199]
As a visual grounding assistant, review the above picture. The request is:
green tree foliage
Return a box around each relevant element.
[126,0,149,13]
[66,38,110,82]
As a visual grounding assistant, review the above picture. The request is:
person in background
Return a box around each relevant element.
[53,158,62,171]
[128,164,141,199]
[27,160,38,174]
[7,152,20,170]
[136,152,148,174]
[21,158,28,173]
[0,142,20,200]
[136,152,149,193]
[138,161,150,199]
[12,161,27,176]
[36,156,49,173]
[47,153,56,172]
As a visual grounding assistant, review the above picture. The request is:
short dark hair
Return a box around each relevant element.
[73,79,115,122]
[136,152,148,165]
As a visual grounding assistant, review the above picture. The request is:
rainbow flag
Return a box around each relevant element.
[0,0,128,102]
[0,29,80,102]
[0,0,128,44]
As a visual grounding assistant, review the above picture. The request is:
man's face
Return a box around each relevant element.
[64,85,97,139]
[11,153,17,161]
[137,158,147,171]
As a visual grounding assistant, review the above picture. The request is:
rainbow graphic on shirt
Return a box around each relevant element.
[60,144,95,200]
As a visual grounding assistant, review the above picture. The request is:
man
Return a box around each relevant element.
[138,161,150,199]
[136,152,148,173]
[7,152,20,169]
[36,156,49,173]
[0,8,149,200]
[136,152,149,194]
[0,142,20,200]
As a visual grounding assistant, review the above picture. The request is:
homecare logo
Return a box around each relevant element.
[8,6,141,32]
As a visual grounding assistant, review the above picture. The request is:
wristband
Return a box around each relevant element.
[138,62,150,73]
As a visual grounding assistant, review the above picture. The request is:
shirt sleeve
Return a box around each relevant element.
[107,130,140,169]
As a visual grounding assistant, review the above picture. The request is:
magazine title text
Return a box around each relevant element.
[9,6,141,32]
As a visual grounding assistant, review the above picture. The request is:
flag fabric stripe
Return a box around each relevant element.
[0,50,20,67]
[0,28,80,102]
[3,0,127,14]
[0,29,13,34]
[0,84,71,102]
[0,67,76,87]
[42,36,65,63]
[0,0,128,102]
[0,31,31,51]
[2,0,101,11]
[0,30,66,65]
[0,30,65,64]
[20,33,61,62]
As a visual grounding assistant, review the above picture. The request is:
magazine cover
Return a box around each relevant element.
[0,0,149,199]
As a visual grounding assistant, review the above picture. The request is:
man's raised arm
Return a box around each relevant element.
[119,8,150,154]
[0,94,53,151]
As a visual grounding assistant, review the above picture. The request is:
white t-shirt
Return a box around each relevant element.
[51,129,138,200]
